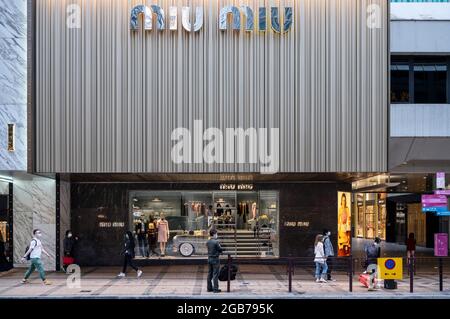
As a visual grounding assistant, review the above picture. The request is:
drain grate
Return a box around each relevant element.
[80,290,92,293]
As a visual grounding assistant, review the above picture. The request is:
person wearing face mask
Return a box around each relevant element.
[20,229,52,285]
[322,229,335,281]
[117,231,143,278]
[62,230,78,272]
[364,237,381,270]
[206,229,223,293]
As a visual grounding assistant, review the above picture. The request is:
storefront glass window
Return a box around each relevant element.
[129,190,279,258]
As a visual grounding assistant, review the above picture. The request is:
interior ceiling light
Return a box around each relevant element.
[152,198,161,202]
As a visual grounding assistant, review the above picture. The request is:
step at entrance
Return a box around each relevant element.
[217,229,274,257]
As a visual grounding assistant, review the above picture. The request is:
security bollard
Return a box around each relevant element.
[349,255,353,292]
[288,258,293,293]
[409,257,414,293]
[439,258,443,292]
[227,254,231,293]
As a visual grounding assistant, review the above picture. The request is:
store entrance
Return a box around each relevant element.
[0,195,12,272]
[129,190,279,259]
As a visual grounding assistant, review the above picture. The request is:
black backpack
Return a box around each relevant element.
[219,264,239,281]
[24,239,37,260]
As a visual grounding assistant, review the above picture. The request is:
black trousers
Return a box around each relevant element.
[122,254,138,273]
[326,258,333,279]
[207,262,220,291]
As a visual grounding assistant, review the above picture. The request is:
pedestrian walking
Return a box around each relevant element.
[21,229,52,285]
[206,229,223,293]
[314,234,328,283]
[323,229,335,281]
[117,231,143,278]
[63,230,78,272]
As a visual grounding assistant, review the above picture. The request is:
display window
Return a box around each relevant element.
[338,192,352,256]
[129,190,279,258]
[353,193,388,241]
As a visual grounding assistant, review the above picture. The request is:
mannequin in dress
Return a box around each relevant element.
[157,214,170,257]
[251,202,257,220]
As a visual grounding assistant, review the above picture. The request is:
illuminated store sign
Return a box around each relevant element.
[130,4,293,33]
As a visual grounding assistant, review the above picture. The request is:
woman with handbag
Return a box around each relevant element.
[63,230,77,272]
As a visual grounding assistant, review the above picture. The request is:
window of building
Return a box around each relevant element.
[414,62,447,103]
[391,63,410,103]
[391,56,449,104]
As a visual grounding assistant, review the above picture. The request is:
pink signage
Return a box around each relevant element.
[435,190,450,196]
[437,172,446,189]
[422,195,448,208]
[434,233,448,257]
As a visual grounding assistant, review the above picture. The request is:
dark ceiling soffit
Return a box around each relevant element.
[63,172,380,184]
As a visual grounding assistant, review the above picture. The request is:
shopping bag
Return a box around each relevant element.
[359,273,373,288]
[63,256,75,265]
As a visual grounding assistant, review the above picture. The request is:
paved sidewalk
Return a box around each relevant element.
[0,265,450,299]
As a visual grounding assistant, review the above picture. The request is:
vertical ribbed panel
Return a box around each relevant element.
[35,0,388,173]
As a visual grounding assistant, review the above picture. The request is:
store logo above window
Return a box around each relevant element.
[130,4,293,34]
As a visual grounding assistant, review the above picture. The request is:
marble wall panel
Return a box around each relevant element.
[13,175,56,271]
[0,0,27,170]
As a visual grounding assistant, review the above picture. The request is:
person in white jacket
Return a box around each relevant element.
[314,234,328,283]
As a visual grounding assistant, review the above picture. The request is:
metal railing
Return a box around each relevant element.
[222,254,450,294]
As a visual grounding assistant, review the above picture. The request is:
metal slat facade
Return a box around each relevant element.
[34,0,388,174]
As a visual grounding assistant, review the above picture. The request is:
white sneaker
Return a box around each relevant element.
[316,278,320,283]
[137,270,143,278]
[117,272,126,278]
[320,278,328,283]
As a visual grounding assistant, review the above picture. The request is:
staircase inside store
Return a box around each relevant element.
[217,229,273,257]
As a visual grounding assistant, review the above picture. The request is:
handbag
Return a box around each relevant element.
[63,256,75,265]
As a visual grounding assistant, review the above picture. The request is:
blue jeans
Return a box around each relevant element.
[24,258,46,281]
[315,262,328,279]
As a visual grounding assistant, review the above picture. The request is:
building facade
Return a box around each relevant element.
[8,0,450,270]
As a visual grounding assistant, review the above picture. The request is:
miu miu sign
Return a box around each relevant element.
[130,4,293,34]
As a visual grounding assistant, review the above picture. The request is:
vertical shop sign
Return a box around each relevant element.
[436,172,446,190]
[338,192,352,256]
[434,233,448,257]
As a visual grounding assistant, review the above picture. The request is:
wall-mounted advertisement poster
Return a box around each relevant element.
[338,192,352,256]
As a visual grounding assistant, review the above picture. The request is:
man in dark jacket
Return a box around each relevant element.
[206,229,223,293]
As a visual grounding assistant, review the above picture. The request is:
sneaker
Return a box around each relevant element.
[117,272,126,278]
[315,278,320,283]
[21,279,28,284]
[137,270,143,278]
[43,279,52,285]
[319,278,327,283]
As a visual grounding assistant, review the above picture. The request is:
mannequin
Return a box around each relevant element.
[157,214,170,257]
[147,217,158,256]
[135,218,148,257]
[251,202,257,220]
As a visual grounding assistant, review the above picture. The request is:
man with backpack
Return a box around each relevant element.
[364,237,381,269]
[21,229,52,285]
